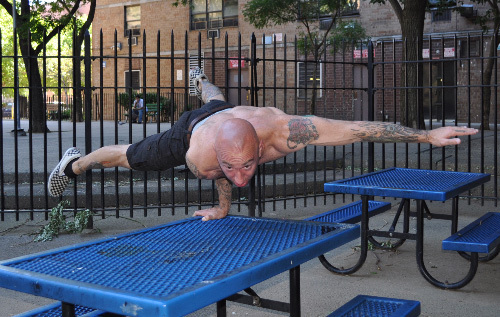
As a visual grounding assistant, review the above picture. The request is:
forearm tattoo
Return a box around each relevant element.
[287,118,320,149]
[352,122,429,143]
[185,157,205,179]
[201,81,224,102]
[216,178,232,210]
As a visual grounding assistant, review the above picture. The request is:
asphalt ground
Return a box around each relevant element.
[0,197,499,317]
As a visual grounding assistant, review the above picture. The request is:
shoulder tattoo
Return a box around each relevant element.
[287,118,319,149]
[352,122,427,143]
[185,157,205,179]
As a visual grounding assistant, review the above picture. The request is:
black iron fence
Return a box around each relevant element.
[1,29,498,221]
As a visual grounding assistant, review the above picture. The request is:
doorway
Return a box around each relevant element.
[423,61,456,121]
[227,68,249,106]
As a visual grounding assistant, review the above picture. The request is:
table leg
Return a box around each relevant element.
[415,200,479,289]
[317,197,369,275]
[290,266,301,317]
[216,299,227,317]
[61,302,76,317]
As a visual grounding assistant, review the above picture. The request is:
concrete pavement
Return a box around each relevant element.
[0,197,499,316]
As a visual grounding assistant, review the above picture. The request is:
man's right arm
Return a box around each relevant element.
[186,155,232,221]
[193,177,232,221]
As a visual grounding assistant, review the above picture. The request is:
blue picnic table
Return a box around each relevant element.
[324,167,491,289]
[0,215,358,316]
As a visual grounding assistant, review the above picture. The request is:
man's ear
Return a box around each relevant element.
[258,140,264,158]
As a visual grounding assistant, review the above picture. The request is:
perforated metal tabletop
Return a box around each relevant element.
[324,167,490,201]
[0,216,358,317]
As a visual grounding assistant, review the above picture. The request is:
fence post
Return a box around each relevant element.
[248,33,258,217]
[367,40,375,173]
[84,29,93,229]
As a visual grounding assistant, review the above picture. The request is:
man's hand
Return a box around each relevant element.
[193,177,232,221]
[194,206,229,221]
[428,126,478,147]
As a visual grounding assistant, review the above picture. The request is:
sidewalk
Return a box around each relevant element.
[0,198,499,316]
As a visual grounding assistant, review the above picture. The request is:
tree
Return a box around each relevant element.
[243,0,367,115]
[460,0,500,130]
[368,0,461,128]
[0,0,95,132]
[368,0,429,128]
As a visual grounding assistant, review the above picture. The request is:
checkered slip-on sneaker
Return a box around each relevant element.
[48,147,81,197]
[189,66,209,100]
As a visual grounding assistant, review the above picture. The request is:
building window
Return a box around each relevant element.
[460,39,480,58]
[124,6,141,37]
[190,0,238,31]
[125,70,141,90]
[432,9,451,22]
[297,62,322,99]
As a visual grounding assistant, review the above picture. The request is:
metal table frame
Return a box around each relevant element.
[0,215,358,316]
[324,167,490,289]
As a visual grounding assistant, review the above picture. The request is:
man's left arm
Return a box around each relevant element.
[303,117,478,148]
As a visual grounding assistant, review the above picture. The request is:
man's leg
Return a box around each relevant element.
[72,145,131,175]
[48,145,131,197]
[200,80,225,103]
[190,67,225,103]
[138,109,143,123]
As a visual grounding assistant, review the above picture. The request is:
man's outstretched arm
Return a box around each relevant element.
[348,121,478,147]
[193,177,232,221]
[286,117,479,149]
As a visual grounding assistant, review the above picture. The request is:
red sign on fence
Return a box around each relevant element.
[353,49,375,59]
[229,58,245,69]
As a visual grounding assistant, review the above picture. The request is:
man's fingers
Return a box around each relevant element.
[452,127,478,136]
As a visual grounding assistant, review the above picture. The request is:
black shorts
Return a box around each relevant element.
[126,100,233,171]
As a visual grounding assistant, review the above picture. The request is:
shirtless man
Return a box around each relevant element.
[48,67,478,221]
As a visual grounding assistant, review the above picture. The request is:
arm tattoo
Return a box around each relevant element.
[287,118,319,149]
[185,157,205,179]
[352,122,429,143]
[216,178,232,210]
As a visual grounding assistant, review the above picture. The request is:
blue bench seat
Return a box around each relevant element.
[306,200,391,223]
[328,295,421,317]
[14,302,104,317]
[443,212,500,253]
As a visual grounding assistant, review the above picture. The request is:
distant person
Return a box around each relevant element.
[48,67,478,221]
[132,95,145,123]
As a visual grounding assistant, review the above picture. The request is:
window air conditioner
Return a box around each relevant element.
[128,37,138,46]
[208,29,220,39]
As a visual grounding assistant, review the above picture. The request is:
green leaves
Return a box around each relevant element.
[34,200,93,242]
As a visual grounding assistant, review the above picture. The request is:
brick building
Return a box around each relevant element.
[91,1,498,125]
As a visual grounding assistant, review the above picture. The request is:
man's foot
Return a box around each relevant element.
[189,66,209,100]
[48,147,81,197]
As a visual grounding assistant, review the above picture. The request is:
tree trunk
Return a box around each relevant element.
[480,26,499,131]
[18,0,47,133]
[399,2,426,129]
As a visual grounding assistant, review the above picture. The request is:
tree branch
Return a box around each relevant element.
[34,0,82,55]
[387,0,403,24]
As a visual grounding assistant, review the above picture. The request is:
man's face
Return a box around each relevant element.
[217,143,261,187]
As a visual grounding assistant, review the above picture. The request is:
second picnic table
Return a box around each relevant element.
[324,167,491,289]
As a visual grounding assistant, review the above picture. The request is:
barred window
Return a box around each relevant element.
[125,70,141,90]
[432,9,452,22]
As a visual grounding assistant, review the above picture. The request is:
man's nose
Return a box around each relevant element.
[234,171,246,186]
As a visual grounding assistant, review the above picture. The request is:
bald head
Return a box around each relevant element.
[215,118,258,151]
[215,118,261,187]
